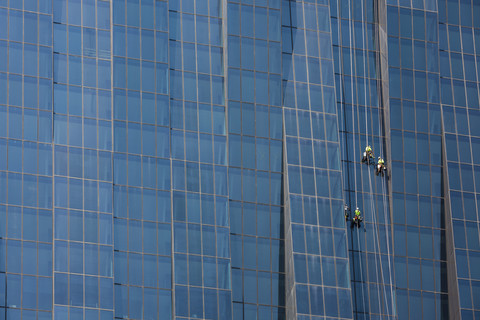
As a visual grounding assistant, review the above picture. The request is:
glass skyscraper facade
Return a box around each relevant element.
[1,0,480,319]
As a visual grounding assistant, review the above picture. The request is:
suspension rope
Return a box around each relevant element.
[373,17,396,318]
[378,63,396,319]
[348,3,358,207]
[367,82,391,320]
[367,136,392,317]
[382,175,395,316]
[375,58,395,315]
[358,0,384,316]
[361,7,369,145]
[369,189,393,318]
[367,155,390,317]
[359,0,382,315]
[348,1,367,317]
[356,227,367,317]
[365,141,387,317]
[370,203,385,319]
[360,0,392,317]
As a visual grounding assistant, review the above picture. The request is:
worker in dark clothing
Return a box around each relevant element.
[344,204,350,220]
[353,207,362,227]
[376,157,385,176]
[362,145,373,164]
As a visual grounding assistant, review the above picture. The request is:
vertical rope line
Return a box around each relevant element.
[356,226,368,318]
[368,161,391,317]
[348,1,367,317]
[369,191,391,318]
[365,149,386,317]
[358,0,383,316]
[360,1,388,317]
[367,159,390,317]
[363,0,396,316]
[348,0,358,206]
[366,105,391,318]
[372,5,396,315]
[376,65,396,316]
[361,0,369,142]
[382,174,395,316]
[371,212,385,319]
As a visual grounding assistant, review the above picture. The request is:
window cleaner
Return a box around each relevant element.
[362,145,374,165]
[353,207,362,227]
[376,157,386,176]
[344,204,350,220]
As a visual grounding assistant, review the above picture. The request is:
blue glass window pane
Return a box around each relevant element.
[54,273,68,305]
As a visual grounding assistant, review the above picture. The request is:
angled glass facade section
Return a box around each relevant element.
[0,1,54,319]
[332,0,397,318]
[1,0,480,319]
[437,0,480,318]
[52,1,114,319]
[227,1,286,319]
[386,1,450,319]
[281,0,353,319]
[111,1,174,319]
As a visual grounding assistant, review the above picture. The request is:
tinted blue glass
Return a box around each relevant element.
[4,0,480,318]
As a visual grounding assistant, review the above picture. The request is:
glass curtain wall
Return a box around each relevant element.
[168,0,232,318]
[52,0,114,319]
[386,0,450,319]
[226,0,286,319]
[331,0,396,318]
[0,0,54,319]
[111,0,175,319]
[112,0,231,319]
[282,0,354,319]
[437,0,480,317]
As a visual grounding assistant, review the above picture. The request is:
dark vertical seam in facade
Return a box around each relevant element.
[166,1,176,317]
[285,1,294,318]
[436,0,461,317]
[379,1,401,319]
[340,2,364,318]
[333,0,358,317]
[439,107,461,319]
[440,104,461,320]
[221,0,232,318]
[50,0,56,317]
[335,1,355,317]
[283,0,296,317]
[109,0,116,316]
[376,0,397,317]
